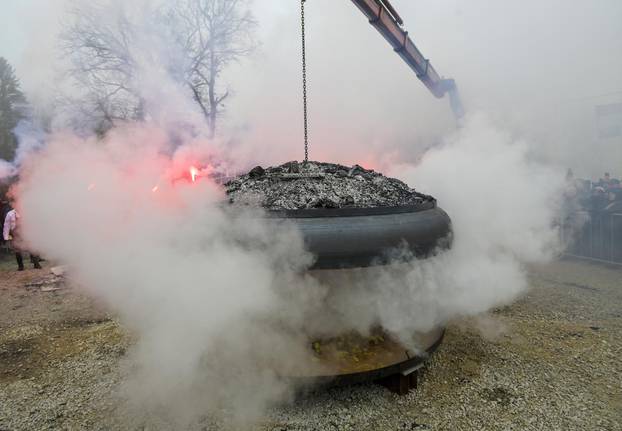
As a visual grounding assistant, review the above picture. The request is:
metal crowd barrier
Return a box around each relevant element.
[561,210,622,265]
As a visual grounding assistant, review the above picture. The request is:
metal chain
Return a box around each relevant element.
[301,0,309,164]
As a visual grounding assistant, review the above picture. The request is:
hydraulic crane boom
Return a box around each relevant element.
[350,0,465,119]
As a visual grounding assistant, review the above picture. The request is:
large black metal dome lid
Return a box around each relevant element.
[225,161,452,269]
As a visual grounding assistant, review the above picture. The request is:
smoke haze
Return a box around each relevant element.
[305,113,563,347]
[2,0,620,426]
[3,1,622,174]
[224,0,622,175]
[15,124,321,425]
[13,111,564,425]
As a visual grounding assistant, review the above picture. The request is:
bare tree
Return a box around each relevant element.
[169,0,257,137]
[60,2,142,132]
[60,0,256,136]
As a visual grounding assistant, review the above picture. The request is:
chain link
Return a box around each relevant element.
[301,0,309,164]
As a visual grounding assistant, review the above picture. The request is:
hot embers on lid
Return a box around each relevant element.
[224,161,435,211]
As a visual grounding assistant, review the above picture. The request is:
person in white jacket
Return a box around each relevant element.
[3,206,41,271]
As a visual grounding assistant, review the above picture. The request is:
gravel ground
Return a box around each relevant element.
[0,255,620,430]
[225,162,433,210]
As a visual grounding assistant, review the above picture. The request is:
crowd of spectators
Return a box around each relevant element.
[565,170,622,212]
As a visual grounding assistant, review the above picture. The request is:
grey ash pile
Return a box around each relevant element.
[224,161,434,210]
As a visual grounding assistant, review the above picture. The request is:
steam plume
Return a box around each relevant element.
[3,0,585,426]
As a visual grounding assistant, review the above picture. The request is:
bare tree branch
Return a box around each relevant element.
[60,0,256,136]
[170,0,257,137]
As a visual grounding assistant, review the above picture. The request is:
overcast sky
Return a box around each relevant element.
[228,0,622,173]
[0,0,66,95]
[3,1,620,97]
[1,1,622,174]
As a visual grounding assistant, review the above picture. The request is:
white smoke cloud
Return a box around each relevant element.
[388,113,563,333]
[14,112,565,426]
[0,160,16,179]
[15,124,330,425]
[0,120,47,183]
[4,0,576,427]
[224,0,622,176]
[303,113,564,347]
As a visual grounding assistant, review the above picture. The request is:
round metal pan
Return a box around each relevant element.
[289,328,445,387]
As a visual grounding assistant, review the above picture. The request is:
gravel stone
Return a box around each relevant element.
[1,258,621,430]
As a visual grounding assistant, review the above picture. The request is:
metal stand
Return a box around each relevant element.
[290,328,445,396]
[377,368,419,395]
